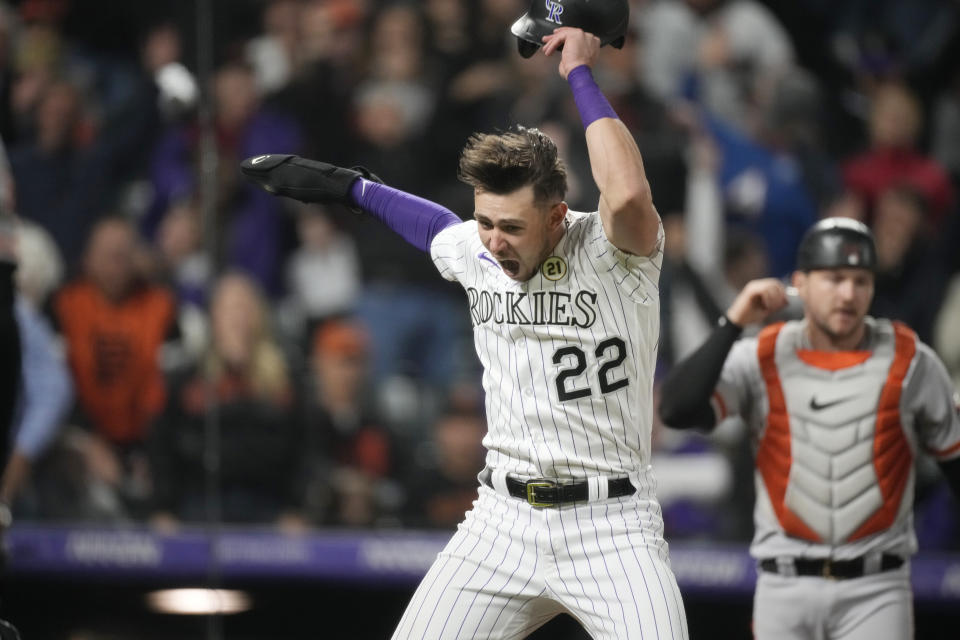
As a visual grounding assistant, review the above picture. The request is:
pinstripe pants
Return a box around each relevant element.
[391,483,689,639]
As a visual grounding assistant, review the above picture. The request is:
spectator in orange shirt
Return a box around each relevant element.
[52,216,177,517]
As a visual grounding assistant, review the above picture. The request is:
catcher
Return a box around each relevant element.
[659,217,960,640]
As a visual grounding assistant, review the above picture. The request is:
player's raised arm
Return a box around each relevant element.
[541,27,659,257]
[239,154,461,253]
[659,278,790,430]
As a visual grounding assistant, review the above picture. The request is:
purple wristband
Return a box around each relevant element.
[349,179,461,252]
[567,65,617,129]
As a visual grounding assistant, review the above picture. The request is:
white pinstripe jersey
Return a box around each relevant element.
[430,210,664,480]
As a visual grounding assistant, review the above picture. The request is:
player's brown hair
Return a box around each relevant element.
[457,126,567,205]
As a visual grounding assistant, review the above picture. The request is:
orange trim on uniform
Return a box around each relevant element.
[794,349,871,370]
[711,391,728,421]
[927,439,960,460]
[849,322,916,541]
[755,322,821,542]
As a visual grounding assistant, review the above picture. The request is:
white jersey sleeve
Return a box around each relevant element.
[712,336,762,427]
[430,220,475,284]
[586,213,664,304]
[904,342,960,462]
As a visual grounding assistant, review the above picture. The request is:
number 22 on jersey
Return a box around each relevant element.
[552,337,629,402]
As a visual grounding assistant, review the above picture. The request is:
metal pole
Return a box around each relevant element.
[195,0,223,638]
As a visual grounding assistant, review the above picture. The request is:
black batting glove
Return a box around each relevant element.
[240,154,381,206]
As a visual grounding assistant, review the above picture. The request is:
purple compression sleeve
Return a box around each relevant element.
[567,65,617,129]
[349,179,461,252]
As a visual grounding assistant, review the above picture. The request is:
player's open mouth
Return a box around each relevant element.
[499,259,520,277]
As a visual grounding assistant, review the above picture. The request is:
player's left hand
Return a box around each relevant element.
[540,27,600,80]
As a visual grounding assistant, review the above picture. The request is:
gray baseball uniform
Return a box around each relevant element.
[714,317,960,640]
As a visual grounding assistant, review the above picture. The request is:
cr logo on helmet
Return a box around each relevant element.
[510,0,630,58]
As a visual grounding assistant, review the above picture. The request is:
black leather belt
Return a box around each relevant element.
[482,472,635,507]
[759,554,904,580]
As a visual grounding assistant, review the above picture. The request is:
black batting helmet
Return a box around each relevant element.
[510,0,630,59]
[795,217,877,272]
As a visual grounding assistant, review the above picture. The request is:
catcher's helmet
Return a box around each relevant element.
[795,217,877,272]
[511,0,630,58]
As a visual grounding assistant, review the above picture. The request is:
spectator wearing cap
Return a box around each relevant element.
[296,320,401,527]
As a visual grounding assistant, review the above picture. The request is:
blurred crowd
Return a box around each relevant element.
[0,0,958,546]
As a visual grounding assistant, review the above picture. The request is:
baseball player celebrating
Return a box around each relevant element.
[659,217,960,639]
[241,13,689,640]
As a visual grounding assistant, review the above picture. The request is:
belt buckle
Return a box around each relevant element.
[525,480,557,507]
[821,558,835,580]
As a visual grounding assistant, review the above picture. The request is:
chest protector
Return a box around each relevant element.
[755,320,916,544]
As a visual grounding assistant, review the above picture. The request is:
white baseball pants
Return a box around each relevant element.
[391,481,689,639]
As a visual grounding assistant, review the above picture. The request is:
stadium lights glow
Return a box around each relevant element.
[145,589,252,615]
